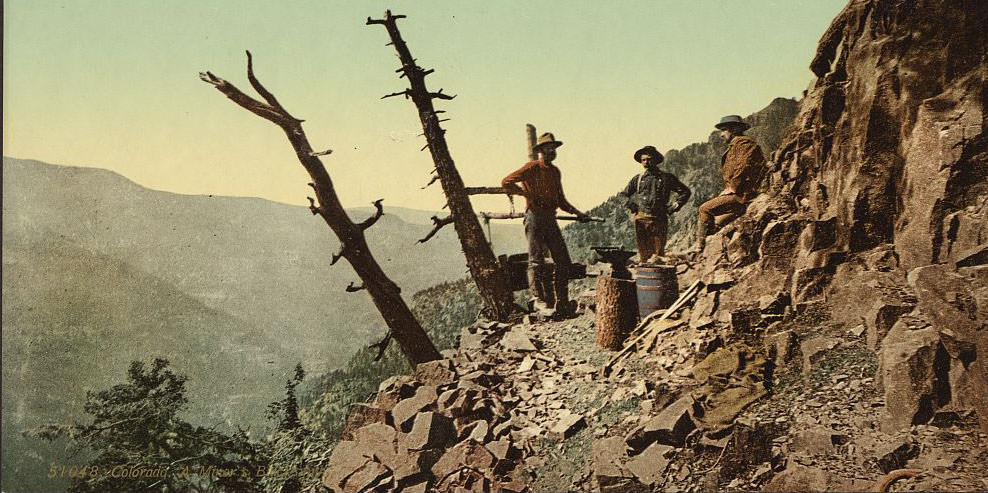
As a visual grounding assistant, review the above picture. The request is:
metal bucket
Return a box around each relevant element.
[635,264,678,319]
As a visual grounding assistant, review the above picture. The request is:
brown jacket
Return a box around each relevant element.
[501,159,580,214]
[721,135,766,201]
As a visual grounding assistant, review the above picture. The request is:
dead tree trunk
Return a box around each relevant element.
[526,124,538,161]
[368,11,517,321]
[199,52,440,365]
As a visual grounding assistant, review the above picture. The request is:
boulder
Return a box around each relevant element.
[499,329,539,352]
[624,443,673,486]
[374,376,418,411]
[758,219,806,272]
[430,439,495,480]
[413,359,458,387]
[339,460,391,493]
[351,423,398,465]
[729,306,762,333]
[547,410,586,440]
[322,441,370,491]
[790,426,846,456]
[485,437,517,461]
[591,437,642,493]
[800,336,839,377]
[874,437,920,473]
[955,243,988,268]
[909,264,988,430]
[390,385,439,432]
[403,412,456,451]
[341,403,389,440]
[866,300,916,349]
[878,322,944,431]
[626,395,699,450]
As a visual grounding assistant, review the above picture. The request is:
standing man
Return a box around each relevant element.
[502,132,591,318]
[695,115,767,251]
[618,145,691,264]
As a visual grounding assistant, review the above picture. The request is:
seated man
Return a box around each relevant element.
[501,132,590,317]
[618,145,691,264]
[696,115,766,252]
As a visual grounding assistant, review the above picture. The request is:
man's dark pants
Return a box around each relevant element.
[524,209,572,310]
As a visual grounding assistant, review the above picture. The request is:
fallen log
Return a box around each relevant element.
[465,186,517,196]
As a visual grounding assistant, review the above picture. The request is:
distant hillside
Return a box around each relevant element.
[0,157,527,492]
[2,158,526,367]
[563,97,800,260]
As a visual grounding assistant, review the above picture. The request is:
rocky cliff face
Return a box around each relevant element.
[690,0,987,433]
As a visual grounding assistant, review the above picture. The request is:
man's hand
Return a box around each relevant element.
[718,187,737,197]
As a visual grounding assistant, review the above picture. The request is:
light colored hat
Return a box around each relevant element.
[715,115,750,131]
[533,132,563,151]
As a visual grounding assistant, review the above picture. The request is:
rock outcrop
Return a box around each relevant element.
[690,0,988,433]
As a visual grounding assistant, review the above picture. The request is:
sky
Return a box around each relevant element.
[3,0,847,213]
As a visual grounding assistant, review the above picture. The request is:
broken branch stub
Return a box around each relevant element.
[369,10,516,320]
[418,215,454,244]
[200,52,440,365]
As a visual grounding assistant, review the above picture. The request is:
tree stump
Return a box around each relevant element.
[595,276,638,350]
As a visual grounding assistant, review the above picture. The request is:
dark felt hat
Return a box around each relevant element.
[715,115,750,131]
[634,145,664,164]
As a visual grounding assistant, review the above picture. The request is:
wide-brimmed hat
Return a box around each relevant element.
[634,146,664,164]
[533,132,563,152]
[715,115,750,131]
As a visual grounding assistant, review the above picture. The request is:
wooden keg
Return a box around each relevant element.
[635,265,678,319]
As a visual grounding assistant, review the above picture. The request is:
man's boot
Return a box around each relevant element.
[528,266,553,312]
[552,274,576,319]
[537,264,556,308]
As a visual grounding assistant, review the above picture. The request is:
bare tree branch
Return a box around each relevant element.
[331,245,345,266]
[381,90,411,100]
[430,89,456,100]
[310,149,333,157]
[358,199,384,230]
[306,196,320,215]
[345,282,365,293]
[198,71,288,124]
[418,215,453,243]
[368,330,393,361]
[245,50,297,120]
[422,174,440,189]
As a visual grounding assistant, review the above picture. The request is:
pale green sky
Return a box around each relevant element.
[4,0,846,212]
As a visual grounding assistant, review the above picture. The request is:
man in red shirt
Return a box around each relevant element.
[502,132,590,317]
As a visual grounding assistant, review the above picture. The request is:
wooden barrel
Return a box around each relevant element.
[636,265,678,319]
[595,276,638,350]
